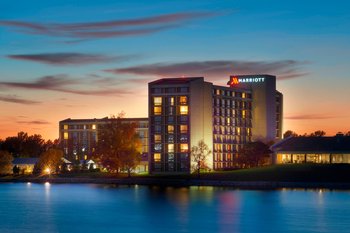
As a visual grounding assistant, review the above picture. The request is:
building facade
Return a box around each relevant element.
[148,75,283,174]
[59,117,148,162]
[271,135,350,164]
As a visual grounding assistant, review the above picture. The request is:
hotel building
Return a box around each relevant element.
[59,117,148,162]
[148,75,283,174]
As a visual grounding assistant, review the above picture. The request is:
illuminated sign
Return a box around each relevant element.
[228,76,265,87]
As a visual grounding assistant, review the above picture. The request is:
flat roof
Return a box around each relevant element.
[149,77,204,85]
[271,136,350,153]
[60,117,148,123]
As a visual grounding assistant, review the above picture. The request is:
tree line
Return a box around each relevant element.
[283,130,350,138]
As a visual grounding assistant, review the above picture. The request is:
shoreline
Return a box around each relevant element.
[2,177,350,190]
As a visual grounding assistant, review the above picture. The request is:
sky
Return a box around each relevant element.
[1,0,350,140]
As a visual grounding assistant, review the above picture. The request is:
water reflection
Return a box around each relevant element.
[1,184,350,233]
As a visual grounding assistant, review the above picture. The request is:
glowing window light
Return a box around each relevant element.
[180,106,188,115]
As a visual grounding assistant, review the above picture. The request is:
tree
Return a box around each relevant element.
[191,140,212,178]
[0,150,13,175]
[37,148,63,175]
[345,131,350,136]
[283,130,298,138]
[310,130,326,137]
[94,114,142,175]
[1,132,52,158]
[237,141,271,168]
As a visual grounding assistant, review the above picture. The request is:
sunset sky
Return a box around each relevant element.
[1,0,349,140]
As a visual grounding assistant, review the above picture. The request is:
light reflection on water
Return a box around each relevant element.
[0,183,350,233]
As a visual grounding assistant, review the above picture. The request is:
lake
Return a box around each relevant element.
[0,183,349,233]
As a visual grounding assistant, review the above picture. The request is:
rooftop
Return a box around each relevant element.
[149,77,204,85]
[271,136,350,153]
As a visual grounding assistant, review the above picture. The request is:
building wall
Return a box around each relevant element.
[148,81,192,173]
[189,80,213,171]
[149,75,283,173]
[59,118,148,161]
[276,153,350,164]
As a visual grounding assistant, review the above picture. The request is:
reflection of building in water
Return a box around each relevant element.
[271,134,350,164]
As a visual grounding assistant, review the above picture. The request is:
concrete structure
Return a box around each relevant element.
[148,75,283,174]
[271,135,350,164]
[59,117,148,162]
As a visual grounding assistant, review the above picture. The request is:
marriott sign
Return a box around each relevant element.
[227,76,265,87]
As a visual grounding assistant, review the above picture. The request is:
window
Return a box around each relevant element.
[154,97,162,106]
[84,155,87,160]
[168,107,174,115]
[64,132,69,139]
[154,107,162,115]
[168,153,174,161]
[152,88,161,94]
[169,97,174,106]
[180,125,188,134]
[180,106,188,115]
[64,124,68,130]
[154,153,161,162]
[242,110,246,118]
[167,135,174,143]
[154,144,162,151]
[179,96,187,104]
[168,125,174,134]
[180,135,188,142]
[168,144,174,153]
[242,93,246,98]
[180,144,188,152]
[154,125,161,133]
[92,124,96,130]
[154,134,161,143]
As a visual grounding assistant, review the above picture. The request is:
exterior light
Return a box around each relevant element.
[45,168,51,174]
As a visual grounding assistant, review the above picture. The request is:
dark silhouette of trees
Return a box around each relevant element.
[94,114,142,175]
[283,130,298,138]
[346,131,350,136]
[0,132,58,158]
[0,150,13,174]
[310,130,326,137]
[191,140,212,177]
[237,141,271,168]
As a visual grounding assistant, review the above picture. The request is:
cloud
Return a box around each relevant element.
[7,53,126,65]
[106,60,308,80]
[0,12,215,40]
[0,75,132,96]
[285,114,338,120]
[16,120,50,125]
[0,95,41,105]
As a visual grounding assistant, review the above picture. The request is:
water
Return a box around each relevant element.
[0,183,350,233]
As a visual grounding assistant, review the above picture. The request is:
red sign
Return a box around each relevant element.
[227,76,239,87]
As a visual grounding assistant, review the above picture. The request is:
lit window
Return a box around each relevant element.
[247,128,251,135]
[237,127,241,134]
[64,132,69,139]
[168,144,174,153]
[169,97,174,106]
[64,124,68,130]
[179,96,187,104]
[92,124,96,130]
[180,106,188,115]
[242,93,246,98]
[168,125,174,134]
[242,110,246,118]
[154,153,161,162]
[216,89,220,95]
[154,134,161,143]
[154,97,162,106]
[154,107,162,115]
[180,125,188,134]
[154,144,162,151]
[227,118,230,125]
[180,144,188,152]
[84,155,87,160]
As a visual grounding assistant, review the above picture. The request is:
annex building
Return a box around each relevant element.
[271,135,350,164]
[59,117,148,163]
[148,75,283,174]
